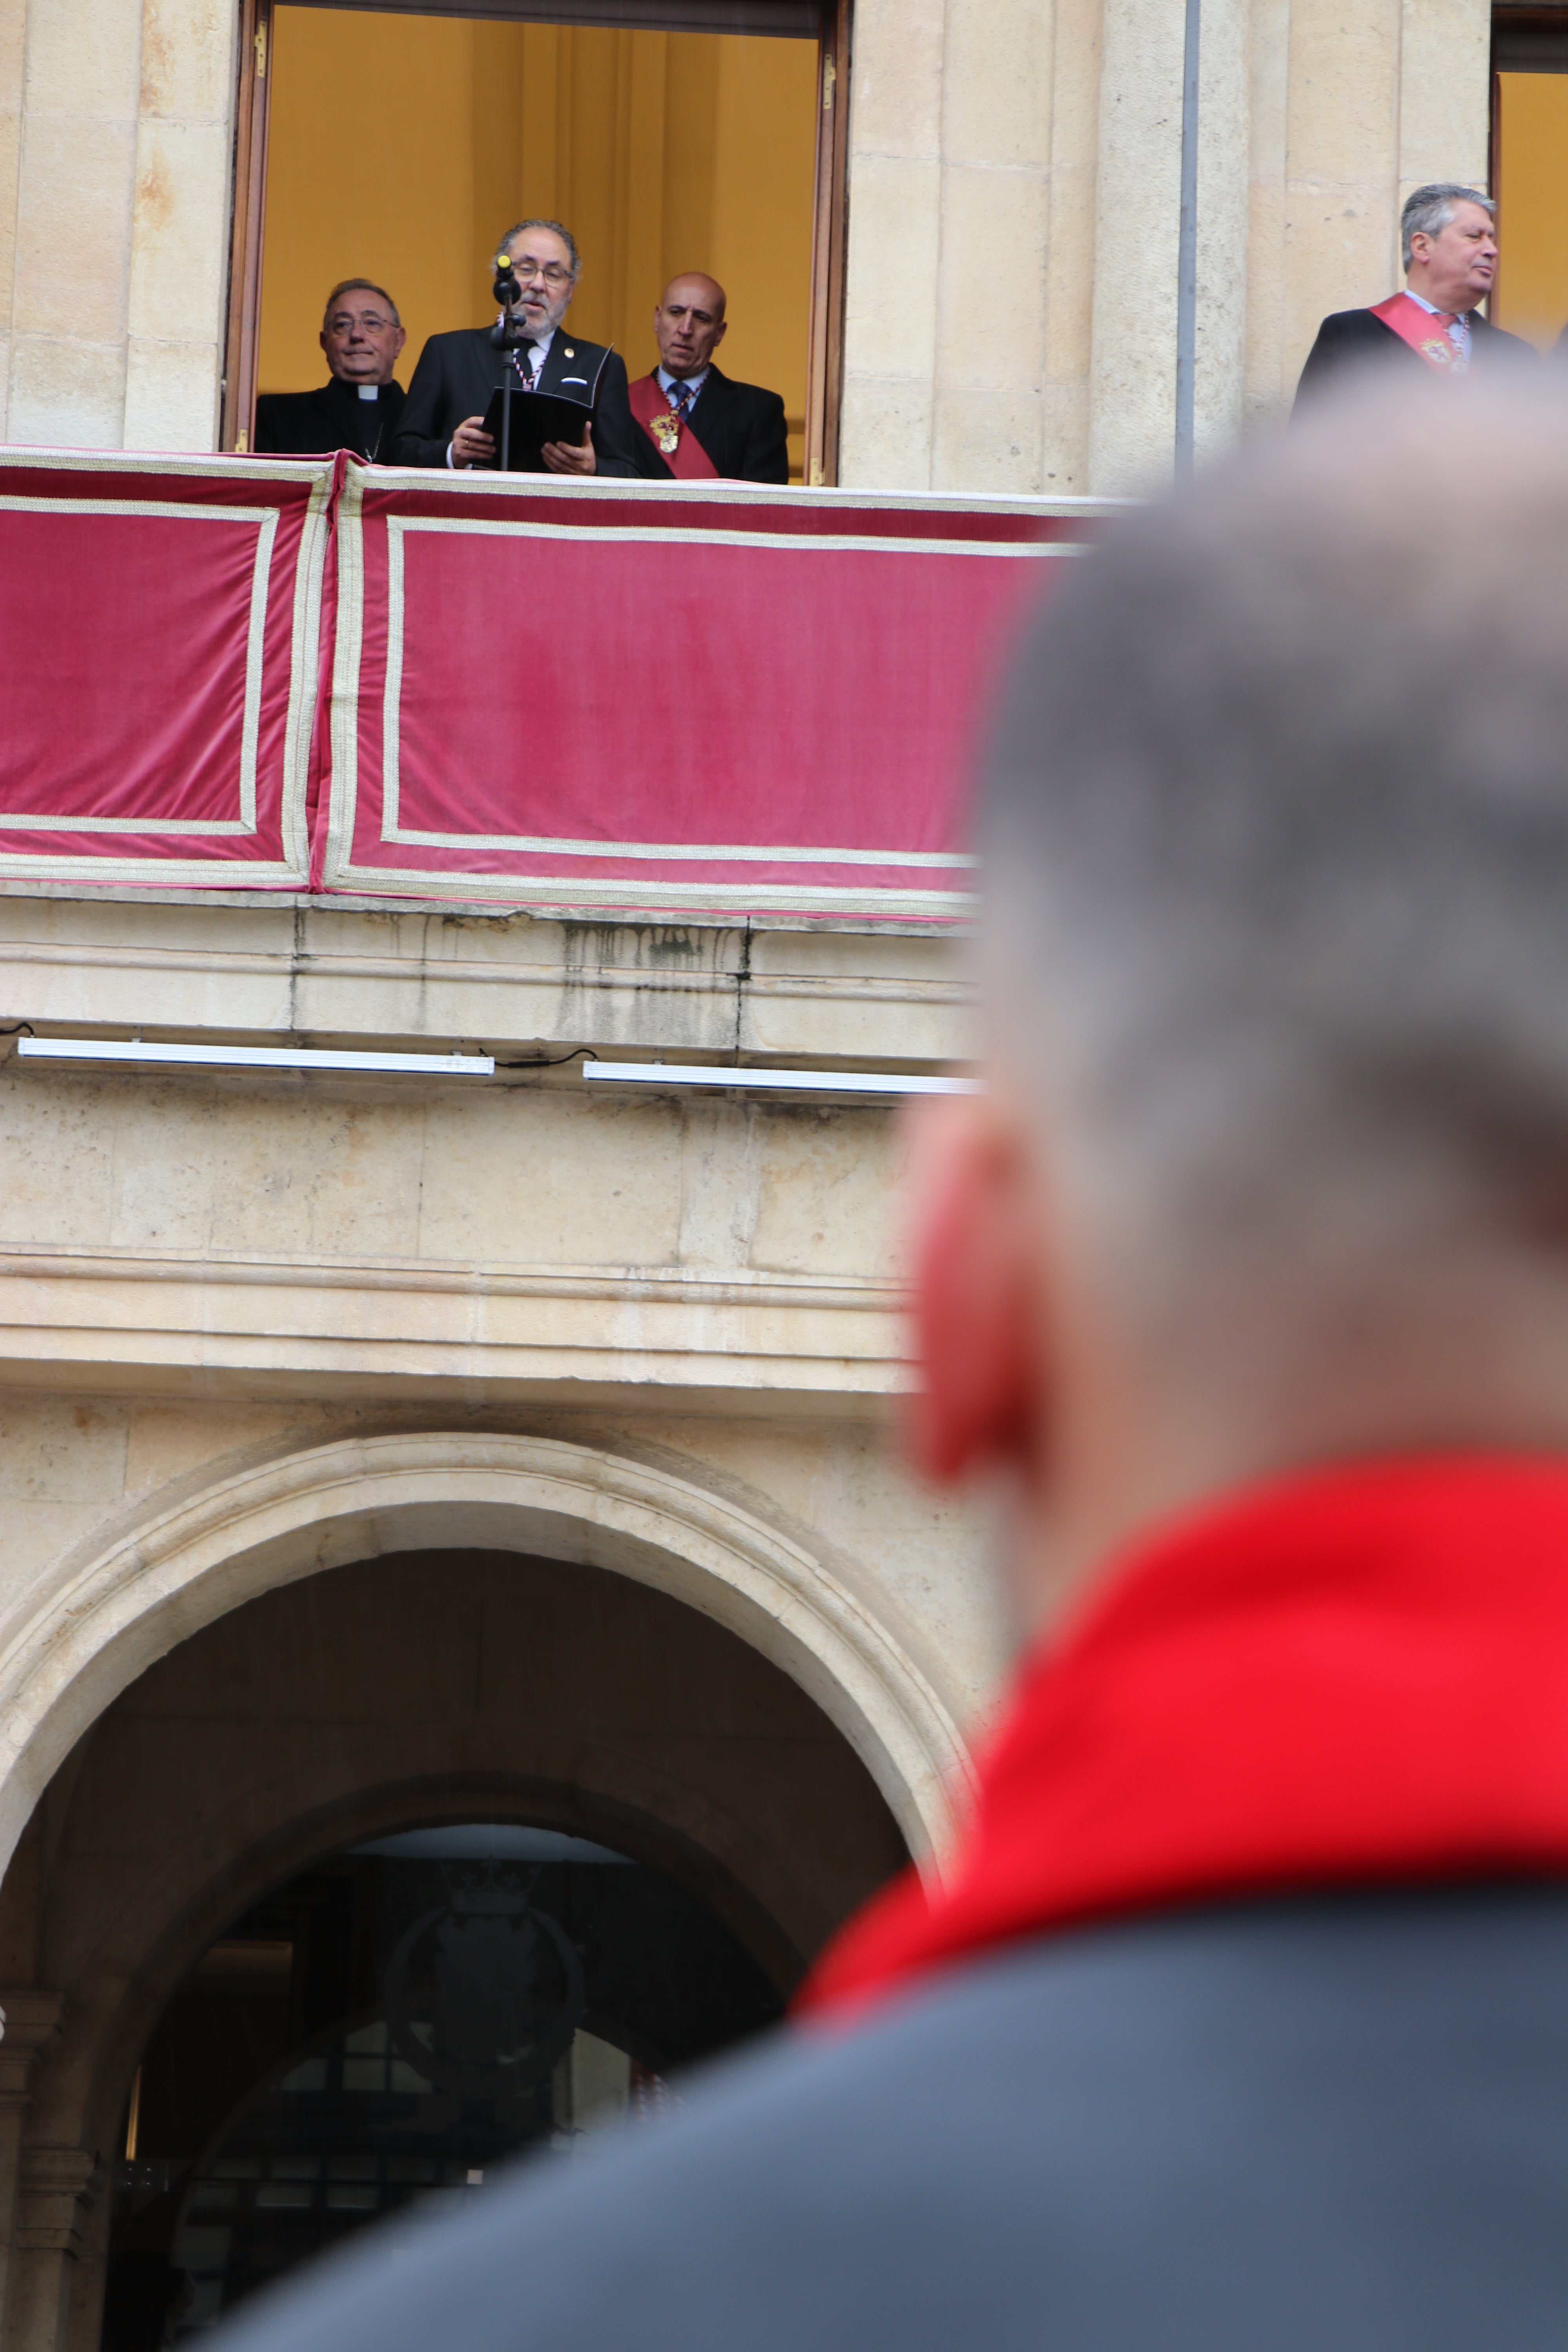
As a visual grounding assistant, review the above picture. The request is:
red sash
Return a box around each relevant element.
[629,373,719,479]
[799,1456,1568,2023]
[1370,292,1465,373]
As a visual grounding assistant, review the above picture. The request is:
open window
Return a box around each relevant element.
[1491,4,1568,348]
[224,0,850,481]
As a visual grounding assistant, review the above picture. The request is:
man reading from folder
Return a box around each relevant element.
[390,220,640,476]
[629,274,789,484]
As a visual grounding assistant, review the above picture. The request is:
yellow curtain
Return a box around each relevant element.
[259,7,816,474]
[1495,74,1568,350]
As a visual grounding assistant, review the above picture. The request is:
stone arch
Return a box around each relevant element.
[0,1432,971,1888]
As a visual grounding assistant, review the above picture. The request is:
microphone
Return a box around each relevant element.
[489,252,524,349]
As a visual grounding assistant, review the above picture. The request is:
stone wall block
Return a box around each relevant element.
[122,337,226,452]
[935,163,1048,382]
[1243,0,1293,419]
[126,118,228,347]
[1088,0,1185,492]
[138,0,232,122]
[1194,0,1251,455]
[933,383,1046,495]
[1398,0,1490,199]
[835,375,936,489]
[22,0,140,119]
[1284,0,1404,332]
[841,153,941,382]
[4,337,127,450]
[1036,377,1090,490]
[942,0,1053,170]
[0,96,19,332]
[11,117,136,341]
[1038,0,1101,491]
[1286,0,1402,186]
[845,0,946,159]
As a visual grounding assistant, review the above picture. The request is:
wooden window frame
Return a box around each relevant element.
[219,0,851,479]
[1490,1,1568,323]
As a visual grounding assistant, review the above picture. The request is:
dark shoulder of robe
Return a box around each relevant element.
[253,378,407,457]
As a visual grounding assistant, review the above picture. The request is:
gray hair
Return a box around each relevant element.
[1401,182,1493,269]
[498,219,582,281]
[980,381,1568,1344]
[323,278,399,328]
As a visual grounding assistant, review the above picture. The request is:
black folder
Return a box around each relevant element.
[481,348,611,473]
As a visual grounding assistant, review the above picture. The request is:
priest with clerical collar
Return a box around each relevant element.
[1294,183,1535,409]
[628,273,789,485]
[253,280,407,459]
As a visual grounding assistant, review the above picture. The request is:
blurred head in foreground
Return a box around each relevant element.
[912,378,1568,1637]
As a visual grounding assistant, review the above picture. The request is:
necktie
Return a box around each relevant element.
[669,380,693,419]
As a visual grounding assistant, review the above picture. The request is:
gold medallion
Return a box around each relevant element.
[650,410,681,454]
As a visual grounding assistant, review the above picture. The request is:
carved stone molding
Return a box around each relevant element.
[15,2148,99,2256]
[0,1996,62,2113]
[0,1432,972,1895]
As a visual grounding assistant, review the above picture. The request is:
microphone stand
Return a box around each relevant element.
[488,256,526,473]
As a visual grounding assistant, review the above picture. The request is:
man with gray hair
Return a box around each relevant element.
[391,219,641,475]
[217,379,1568,2350]
[1295,181,1533,404]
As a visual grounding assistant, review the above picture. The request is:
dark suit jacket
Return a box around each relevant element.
[254,378,405,459]
[630,366,791,484]
[216,1889,1568,2352]
[389,327,640,476]
[1294,305,1537,410]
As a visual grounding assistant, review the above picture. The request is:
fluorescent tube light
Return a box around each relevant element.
[16,1038,494,1076]
[583,1062,980,1096]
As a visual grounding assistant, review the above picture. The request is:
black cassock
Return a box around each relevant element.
[254,377,407,459]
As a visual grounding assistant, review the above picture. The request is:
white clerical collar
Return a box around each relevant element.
[357,385,380,401]
[658,363,711,397]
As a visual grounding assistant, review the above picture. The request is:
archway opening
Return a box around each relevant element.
[33,1528,913,2351]
[102,1817,780,2344]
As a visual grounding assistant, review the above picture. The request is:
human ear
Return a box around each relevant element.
[901,1092,1043,1484]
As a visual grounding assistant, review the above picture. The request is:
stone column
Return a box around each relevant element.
[1397,0,1490,225]
[1087,0,1184,491]
[838,0,946,488]
[1089,0,1252,490]
[931,0,1054,496]
[0,1997,62,2352]
[6,0,144,446]
[123,0,239,451]
[6,2147,101,2352]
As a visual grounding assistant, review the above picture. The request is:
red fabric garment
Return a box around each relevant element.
[1370,292,1463,370]
[800,1456,1568,2021]
[628,372,720,479]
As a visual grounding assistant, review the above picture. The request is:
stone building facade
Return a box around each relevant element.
[0,0,1491,484]
[0,0,1501,2343]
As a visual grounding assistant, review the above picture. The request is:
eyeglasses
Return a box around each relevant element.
[326,312,396,334]
[510,259,573,287]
